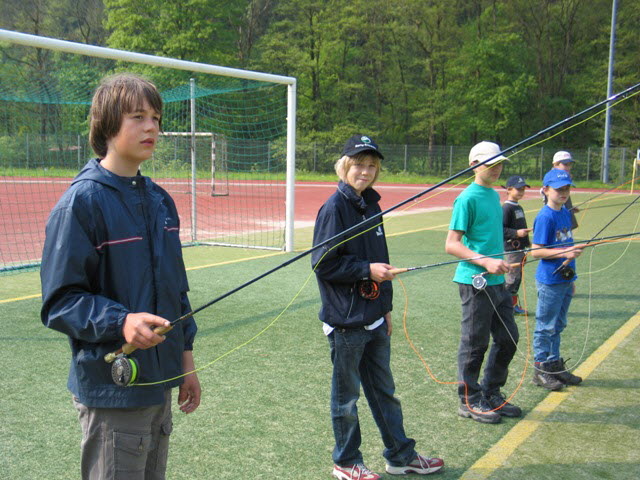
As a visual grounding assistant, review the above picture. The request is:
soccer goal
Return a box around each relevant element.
[0,29,297,273]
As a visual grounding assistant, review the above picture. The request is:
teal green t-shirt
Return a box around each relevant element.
[449,182,504,285]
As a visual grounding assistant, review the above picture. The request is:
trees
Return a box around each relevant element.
[0,0,638,148]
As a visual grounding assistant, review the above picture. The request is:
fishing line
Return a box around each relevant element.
[105,82,640,386]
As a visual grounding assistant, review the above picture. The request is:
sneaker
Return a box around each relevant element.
[386,453,444,475]
[333,463,380,480]
[532,363,564,391]
[550,358,582,385]
[513,304,528,316]
[485,392,522,417]
[458,398,501,424]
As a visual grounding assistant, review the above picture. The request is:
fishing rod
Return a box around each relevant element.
[388,231,640,275]
[105,82,640,386]
[552,194,640,278]
[570,177,634,212]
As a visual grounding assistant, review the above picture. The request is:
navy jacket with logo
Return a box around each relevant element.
[311,181,392,327]
[41,158,197,408]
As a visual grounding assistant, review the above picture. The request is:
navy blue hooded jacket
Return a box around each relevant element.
[312,181,392,327]
[41,159,197,408]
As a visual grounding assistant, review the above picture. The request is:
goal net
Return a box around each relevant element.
[0,29,296,273]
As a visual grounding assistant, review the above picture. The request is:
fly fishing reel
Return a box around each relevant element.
[471,272,488,290]
[554,264,576,280]
[111,356,139,387]
[357,279,380,300]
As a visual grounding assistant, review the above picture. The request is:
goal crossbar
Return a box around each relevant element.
[0,28,297,252]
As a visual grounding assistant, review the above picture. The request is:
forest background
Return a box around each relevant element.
[1,0,639,156]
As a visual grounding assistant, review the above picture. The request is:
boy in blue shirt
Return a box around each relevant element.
[445,141,521,424]
[530,169,584,390]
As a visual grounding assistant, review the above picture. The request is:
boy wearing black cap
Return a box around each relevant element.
[530,169,584,391]
[502,175,532,315]
[312,134,444,480]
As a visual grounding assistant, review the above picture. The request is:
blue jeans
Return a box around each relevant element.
[457,283,519,402]
[327,322,416,467]
[534,281,573,363]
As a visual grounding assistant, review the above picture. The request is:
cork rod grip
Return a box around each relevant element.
[104,324,173,363]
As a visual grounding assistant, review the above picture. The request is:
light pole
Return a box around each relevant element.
[602,0,618,183]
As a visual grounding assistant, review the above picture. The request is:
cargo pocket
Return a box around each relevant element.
[113,430,152,478]
[150,417,173,474]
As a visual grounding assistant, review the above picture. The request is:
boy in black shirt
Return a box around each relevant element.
[503,175,532,315]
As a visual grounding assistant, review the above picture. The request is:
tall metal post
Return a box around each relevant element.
[190,78,197,243]
[284,81,297,253]
[602,0,618,183]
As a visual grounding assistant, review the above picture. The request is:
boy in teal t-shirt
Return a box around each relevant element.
[445,141,521,424]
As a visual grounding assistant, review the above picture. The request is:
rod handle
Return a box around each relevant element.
[104,324,173,363]
[389,267,409,275]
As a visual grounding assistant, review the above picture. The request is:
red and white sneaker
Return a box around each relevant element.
[386,453,444,475]
[332,463,381,480]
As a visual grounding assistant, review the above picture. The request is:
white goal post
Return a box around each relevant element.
[0,28,297,253]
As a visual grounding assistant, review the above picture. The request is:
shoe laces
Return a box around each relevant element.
[415,454,434,468]
[351,463,375,479]
[489,392,508,405]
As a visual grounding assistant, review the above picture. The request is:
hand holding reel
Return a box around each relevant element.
[470,262,523,291]
[105,324,174,387]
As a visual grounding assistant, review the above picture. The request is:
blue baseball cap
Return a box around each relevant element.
[543,168,575,188]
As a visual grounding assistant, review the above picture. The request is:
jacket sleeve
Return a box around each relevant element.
[40,201,129,343]
[311,204,370,283]
[180,292,197,350]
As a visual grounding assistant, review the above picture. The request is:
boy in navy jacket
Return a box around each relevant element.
[312,135,443,480]
[41,74,201,479]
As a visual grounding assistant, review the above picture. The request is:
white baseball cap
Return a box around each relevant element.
[469,141,509,165]
[552,150,574,164]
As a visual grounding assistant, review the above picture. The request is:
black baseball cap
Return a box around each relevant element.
[504,175,530,189]
[342,134,384,159]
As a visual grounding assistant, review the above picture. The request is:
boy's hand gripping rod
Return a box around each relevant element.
[390,263,522,291]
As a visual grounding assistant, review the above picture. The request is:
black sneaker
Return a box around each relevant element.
[485,392,522,417]
[550,358,582,385]
[532,363,564,391]
[458,398,501,424]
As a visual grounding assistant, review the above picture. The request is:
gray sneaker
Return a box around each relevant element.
[532,362,564,391]
[458,398,501,424]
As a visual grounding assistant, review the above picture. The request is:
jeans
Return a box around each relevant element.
[327,322,416,467]
[457,283,519,402]
[534,281,573,363]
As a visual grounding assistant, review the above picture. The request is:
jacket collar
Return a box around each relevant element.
[72,158,146,192]
[337,181,380,213]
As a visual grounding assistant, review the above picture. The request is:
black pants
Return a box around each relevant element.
[457,283,519,402]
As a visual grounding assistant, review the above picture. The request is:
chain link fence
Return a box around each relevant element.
[297,144,638,184]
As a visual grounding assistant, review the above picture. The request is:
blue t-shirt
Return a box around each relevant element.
[449,182,504,285]
[533,205,576,284]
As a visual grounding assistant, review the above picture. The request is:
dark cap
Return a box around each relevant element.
[504,175,530,189]
[342,134,384,159]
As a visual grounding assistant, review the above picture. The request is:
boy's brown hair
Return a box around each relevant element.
[89,73,163,158]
